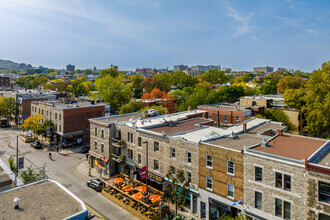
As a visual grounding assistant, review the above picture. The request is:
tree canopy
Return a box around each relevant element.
[277,75,306,94]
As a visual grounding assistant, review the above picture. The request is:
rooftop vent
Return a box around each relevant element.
[228,131,238,139]
[74,104,79,107]
[14,198,20,209]
[205,131,221,140]
[260,138,269,147]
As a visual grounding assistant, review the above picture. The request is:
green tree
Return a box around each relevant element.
[202,69,229,84]
[0,97,17,117]
[98,68,119,78]
[265,109,297,131]
[95,75,132,109]
[83,69,93,75]
[277,76,306,94]
[140,105,168,115]
[163,166,190,216]
[283,88,306,110]
[302,62,330,137]
[20,166,45,184]
[35,120,54,138]
[129,74,144,99]
[259,79,278,95]
[9,69,18,74]
[46,69,55,74]
[119,101,143,114]
[8,155,17,173]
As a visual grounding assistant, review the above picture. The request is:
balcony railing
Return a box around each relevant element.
[111,138,126,148]
[112,154,125,163]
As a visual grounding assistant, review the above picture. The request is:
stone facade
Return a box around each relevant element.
[305,171,330,220]
[244,152,307,220]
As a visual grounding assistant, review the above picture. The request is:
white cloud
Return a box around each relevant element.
[224,5,254,38]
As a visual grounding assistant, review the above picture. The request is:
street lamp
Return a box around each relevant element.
[142,141,148,195]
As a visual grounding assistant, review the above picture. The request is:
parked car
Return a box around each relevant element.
[31,140,42,149]
[79,146,90,153]
[87,179,103,192]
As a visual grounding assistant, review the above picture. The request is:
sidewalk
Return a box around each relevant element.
[76,160,110,180]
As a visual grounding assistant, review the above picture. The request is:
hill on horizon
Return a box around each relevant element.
[0,59,19,70]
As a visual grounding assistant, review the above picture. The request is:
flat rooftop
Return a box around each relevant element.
[317,150,330,166]
[252,135,327,160]
[0,179,85,220]
[33,100,107,110]
[146,118,212,135]
[198,104,251,112]
[90,113,145,125]
[205,122,285,151]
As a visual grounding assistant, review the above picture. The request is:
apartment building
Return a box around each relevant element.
[305,148,330,220]
[253,66,274,74]
[198,120,285,220]
[244,133,329,219]
[31,99,107,145]
[0,76,10,88]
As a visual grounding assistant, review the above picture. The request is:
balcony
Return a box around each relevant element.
[112,154,125,163]
[111,138,126,148]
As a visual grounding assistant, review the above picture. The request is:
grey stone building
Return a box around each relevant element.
[244,133,329,220]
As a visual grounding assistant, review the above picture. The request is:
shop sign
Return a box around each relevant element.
[18,157,24,169]
[148,172,163,182]
[89,151,109,162]
[141,166,146,180]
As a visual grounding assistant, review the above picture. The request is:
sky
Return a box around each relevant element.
[0,0,329,72]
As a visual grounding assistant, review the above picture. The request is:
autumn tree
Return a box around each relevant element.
[19,114,42,140]
[98,67,119,78]
[95,75,132,109]
[44,79,70,92]
[301,62,330,137]
[0,97,17,118]
[277,76,306,94]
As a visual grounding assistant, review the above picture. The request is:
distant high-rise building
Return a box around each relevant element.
[110,65,118,70]
[253,66,273,74]
[173,65,188,71]
[19,63,27,70]
[190,65,220,71]
[66,64,75,72]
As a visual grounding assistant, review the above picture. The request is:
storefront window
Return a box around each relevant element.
[209,198,237,220]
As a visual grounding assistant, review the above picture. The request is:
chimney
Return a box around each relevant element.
[277,128,283,136]
[243,123,247,132]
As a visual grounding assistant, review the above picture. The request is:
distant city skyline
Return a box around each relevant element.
[0,0,329,72]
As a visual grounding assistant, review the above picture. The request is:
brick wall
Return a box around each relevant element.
[197,106,245,126]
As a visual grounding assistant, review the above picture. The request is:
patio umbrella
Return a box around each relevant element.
[149,195,161,202]
[132,193,144,199]
[123,186,133,192]
[113,178,124,183]
[137,186,146,192]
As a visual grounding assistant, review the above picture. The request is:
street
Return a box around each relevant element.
[0,126,138,220]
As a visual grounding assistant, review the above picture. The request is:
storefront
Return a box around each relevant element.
[89,151,110,175]
[209,198,238,220]
[135,168,164,191]
[57,130,84,147]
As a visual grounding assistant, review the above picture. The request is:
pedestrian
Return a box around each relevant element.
[56,146,59,153]
[86,153,89,160]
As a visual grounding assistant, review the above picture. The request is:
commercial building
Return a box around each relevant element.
[253,66,274,74]
[66,64,75,72]
[183,69,204,77]
[174,65,188,71]
[31,99,108,145]
[244,133,329,219]
[0,179,88,219]
[191,65,220,71]
[197,120,285,220]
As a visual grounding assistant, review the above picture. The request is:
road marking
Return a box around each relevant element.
[85,204,105,220]
[0,137,37,167]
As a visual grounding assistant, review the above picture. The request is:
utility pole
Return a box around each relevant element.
[15,135,18,186]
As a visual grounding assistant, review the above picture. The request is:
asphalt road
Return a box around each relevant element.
[0,126,138,220]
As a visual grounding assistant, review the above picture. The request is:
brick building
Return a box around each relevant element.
[31,100,108,145]
[244,133,329,220]
[198,120,285,220]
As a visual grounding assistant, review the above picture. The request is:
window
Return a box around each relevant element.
[59,114,61,121]
[227,161,234,175]
[206,154,212,168]
[154,141,159,152]
[94,141,97,150]
[47,110,48,116]
[170,147,175,158]
[101,129,104,138]
[101,144,104,153]
[206,176,213,190]
[224,115,228,122]
[284,201,291,219]
[50,112,52,119]
[275,198,282,217]
[55,124,57,130]
[55,113,57,119]
[235,116,239,121]
[319,182,330,203]
[255,191,262,209]
[227,184,234,198]
[255,167,262,181]
[186,152,191,164]
[128,132,130,142]
[138,154,141,164]
[118,130,121,140]
[130,133,133,143]
[284,175,291,190]
[86,112,90,119]
[186,171,191,183]
[38,108,40,113]
[319,213,330,220]
[98,111,102,117]
[276,172,283,188]
[138,137,141,147]
[59,125,61,132]
[154,160,159,171]
[95,127,98,136]
[276,172,291,191]
[128,149,133,159]
[171,167,176,176]
[42,109,44,115]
